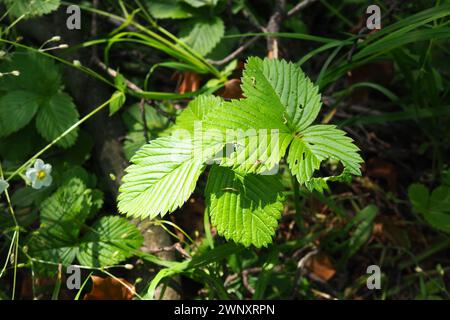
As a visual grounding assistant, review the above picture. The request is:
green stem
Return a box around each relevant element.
[291,174,305,233]
[6,95,118,182]
[399,237,450,270]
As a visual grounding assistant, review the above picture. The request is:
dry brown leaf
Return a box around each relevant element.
[305,254,336,282]
[84,275,135,300]
[217,79,243,99]
[176,72,201,94]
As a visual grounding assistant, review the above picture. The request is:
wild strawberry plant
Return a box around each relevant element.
[118,57,363,247]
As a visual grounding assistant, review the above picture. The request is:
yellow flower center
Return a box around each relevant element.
[37,170,46,180]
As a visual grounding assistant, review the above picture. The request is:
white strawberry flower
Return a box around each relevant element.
[26,159,53,189]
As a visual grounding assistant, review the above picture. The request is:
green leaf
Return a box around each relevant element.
[109,91,127,116]
[175,95,222,132]
[0,124,45,161]
[202,99,292,174]
[77,216,143,267]
[118,136,205,219]
[117,58,363,248]
[202,57,362,183]
[147,0,193,19]
[0,0,60,18]
[28,229,79,267]
[28,178,92,270]
[343,205,378,260]
[118,95,225,219]
[409,183,450,233]
[0,51,61,95]
[242,57,322,132]
[123,102,168,132]
[180,17,225,55]
[287,125,363,185]
[182,0,219,8]
[205,166,284,247]
[0,90,40,138]
[29,179,139,270]
[39,178,92,241]
[35,92,79,148]
[408,183,430,213]
[123,131,147,161]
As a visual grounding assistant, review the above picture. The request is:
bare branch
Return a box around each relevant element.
[209,36,261,65]
[266,0,286,59]
[287,0,318,18]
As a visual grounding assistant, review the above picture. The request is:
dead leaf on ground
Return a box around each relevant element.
[84,275,135,300]
[305,254,336,282]
[175,72,201,94]
[217,79,243,99]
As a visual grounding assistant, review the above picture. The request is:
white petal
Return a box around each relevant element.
[42,175,53,187]
[32,179,44,189]
[43,164,52,174]
[26,168,38,181]
[34,159,45,170]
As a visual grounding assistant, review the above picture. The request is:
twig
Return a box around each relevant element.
[209,36,261,65]
[266,0,286,59]
[93,58,172,118]
[287,0,318,17]
[241,268,262,295]
[211,0,317,65]
[94,58,143,93]
[292,249,318,297]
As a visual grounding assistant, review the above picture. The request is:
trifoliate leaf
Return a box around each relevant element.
[205,166,284,247]
[117,57,363,247]
[35,92,79,148]
[0,52,79,146]
[180,17,225,55]
[77,216,143,267]
[409,183,450,233]
[0,91,40,138]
